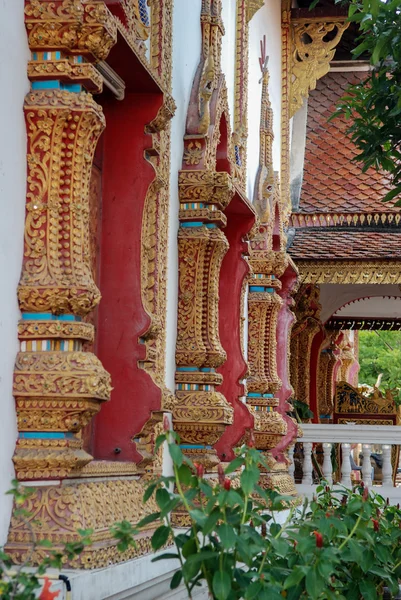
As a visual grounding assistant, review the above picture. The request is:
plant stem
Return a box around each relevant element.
[338,513,362,551]
[172,457,212,595]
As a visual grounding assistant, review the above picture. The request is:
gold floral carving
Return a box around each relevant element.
[335,381,397,416]
[19,90,105,316]
[173,1,238,465]
[5,478,160,569]
[290,17,349,117]
[132,0,174,460]
[13,350,111,479]
[176,226,229,368]
[233,1,264,187]
[317,350,335,417]
[140,99,176,415]
[247,292,282,394]
[149,0,173,92]
[280,0,292,226]
[298,261,401,285]
[24,0,117,61]
[290,284,322,406]
[27,60,103,94]
[18,319,94,342]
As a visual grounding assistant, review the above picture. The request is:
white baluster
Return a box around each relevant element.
[341,443,352,488]
[322,442,333,486]
[302,442,313,485]
[382,444,393,488]
[288,445,295,479]
[362,444,373,488]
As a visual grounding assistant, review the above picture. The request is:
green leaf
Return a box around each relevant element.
[213,570,231,600]
[216,523,237,549]
[240,466,260,495]
[225,456,245,474]
[284,567,306,590]
[359,578,379,600]
[186,550,219,565]
[189,509,207,527]
[156,487,171,510]
[203,508,221,536]
[152,552,180,562]
[245,581,263,599]
[136,511,161,528]
[159,497,180,518]
[151,525,170,550]
[143,482,157,503]
[270,537,289,558]
[176,464,193,485]
[170,570,183,589]
[155,433,166,454]
[306,568,325,600]
[182,537,198,559]
[169,443,183,467]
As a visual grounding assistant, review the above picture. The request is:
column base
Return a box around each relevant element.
[5,476,160,569]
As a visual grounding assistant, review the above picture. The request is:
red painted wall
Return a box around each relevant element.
[271,266,298,461]
[215,196,255,461]
[93,92,164,462]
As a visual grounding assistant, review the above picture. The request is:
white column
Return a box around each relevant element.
[288,445,295,479]
[302,442,313,485]
[362,444,373,488]
[341,443,352,488]
[322,442,333,486]
[382,444,393,487]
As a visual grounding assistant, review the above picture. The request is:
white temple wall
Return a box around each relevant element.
[247,0,282,200]
[165,0,203,391]
[0,0,30,545]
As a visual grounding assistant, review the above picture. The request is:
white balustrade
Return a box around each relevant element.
[288,445,295,479]
[295,424,401,506]
[302,442,313,485]
[341,443,352,488]
[322,442,333,485]
[382,444,393,487]
[362,444,373,488]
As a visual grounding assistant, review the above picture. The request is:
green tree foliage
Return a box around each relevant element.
[333,0,401,205]
[358,331,401,392]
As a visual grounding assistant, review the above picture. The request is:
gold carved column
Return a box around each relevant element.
[245,51,295,493]
[173,1,235,468]
[290,284,322,407]
[174,171,234,468]
[13,0,116,482]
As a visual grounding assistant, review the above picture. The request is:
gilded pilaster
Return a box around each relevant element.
[12,0,116,480]
[174,1,235,468]
[245,48,296,494]
[290,284,322,407]
[175,172,234,467]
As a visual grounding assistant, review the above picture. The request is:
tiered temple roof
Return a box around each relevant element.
[288,71,401,264]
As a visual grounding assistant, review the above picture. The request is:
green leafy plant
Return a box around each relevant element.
[288,399,315,423]
[332,0,401,205]
[112,423,401,599]
[359,331,401,405]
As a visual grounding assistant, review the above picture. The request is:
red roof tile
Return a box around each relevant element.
[300,72,399,213]
[288,230,401,260]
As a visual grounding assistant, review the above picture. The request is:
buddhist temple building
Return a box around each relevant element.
[0,0,400,597]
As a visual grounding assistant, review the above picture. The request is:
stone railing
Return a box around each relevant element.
[293,424,401,504]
